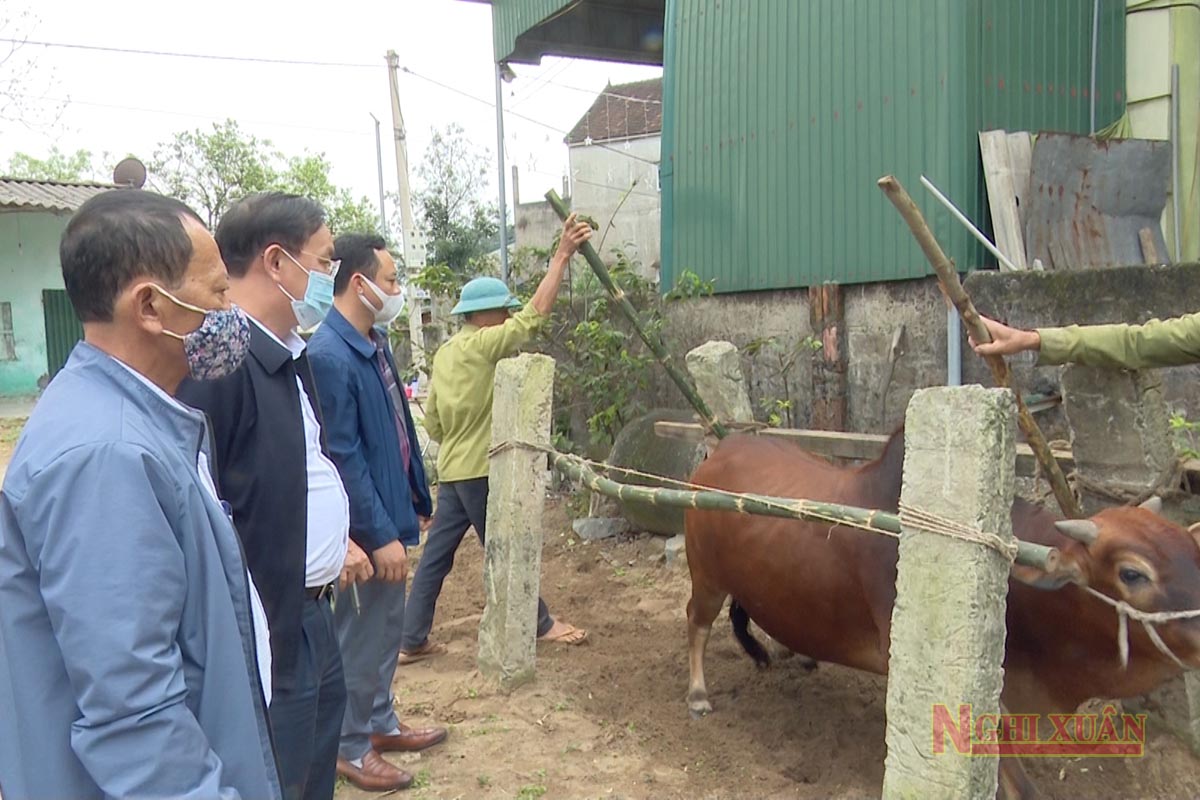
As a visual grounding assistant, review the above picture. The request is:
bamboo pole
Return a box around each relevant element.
[544,189,729,439]
[548,451,1061,572]
[877,175,1084,519]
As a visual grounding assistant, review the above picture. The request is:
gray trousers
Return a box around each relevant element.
[400,477,553,652]
[334,575,405,761]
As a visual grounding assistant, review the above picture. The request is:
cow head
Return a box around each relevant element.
[1016,497,1200,668]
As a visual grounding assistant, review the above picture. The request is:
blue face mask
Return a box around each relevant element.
[278,249,336,330]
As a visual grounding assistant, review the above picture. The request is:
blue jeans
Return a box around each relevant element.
[400,478,553,652]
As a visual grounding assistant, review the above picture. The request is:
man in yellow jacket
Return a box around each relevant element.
[974,312,1200,368]
[399,214,593,664]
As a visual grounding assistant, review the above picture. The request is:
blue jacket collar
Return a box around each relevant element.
[325,307,380,360]
[69,342,207,449]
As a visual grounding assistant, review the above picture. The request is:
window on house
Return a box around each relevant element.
[0,302,15,360]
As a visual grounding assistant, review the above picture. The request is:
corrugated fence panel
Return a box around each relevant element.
[491,0,576,63]
[661,0,1126,293]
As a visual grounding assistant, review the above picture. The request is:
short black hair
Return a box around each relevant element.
[332,232,389,295]
[60,190,202,323]
[215,192,326,278]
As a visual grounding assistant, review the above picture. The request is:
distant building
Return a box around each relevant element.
[0,178,119,398]
[565,77,662,280]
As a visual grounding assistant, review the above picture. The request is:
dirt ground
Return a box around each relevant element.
[336,497,1200,800]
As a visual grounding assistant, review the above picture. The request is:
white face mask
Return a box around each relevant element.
[358,275,406,325]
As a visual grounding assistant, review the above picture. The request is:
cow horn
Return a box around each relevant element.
[1139,496,1164,514]
[1055,519,1100,545]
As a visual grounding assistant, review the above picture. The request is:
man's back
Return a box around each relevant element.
[426,304,544,482]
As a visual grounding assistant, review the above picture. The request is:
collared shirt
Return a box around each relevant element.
[370,328,411,472]
[423,303,546,482]
[247,316,350,589]
[111,358,273,703]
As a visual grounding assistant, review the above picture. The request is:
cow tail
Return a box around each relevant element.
[729,600,771,669]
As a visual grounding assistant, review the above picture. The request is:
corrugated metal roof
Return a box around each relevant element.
[0,177,119,212]
[661,0,1126,294]
[565,78,663,145]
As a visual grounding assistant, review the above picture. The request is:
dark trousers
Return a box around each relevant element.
[400,477,553,652]
[335,576,406,761]
[270,593,346,800]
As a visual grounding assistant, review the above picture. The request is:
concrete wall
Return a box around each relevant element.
[964,263,1200,436]
[655,277,951,433]
[568,135,661,280]
[652,265,1200,437]
[0,210,70,397]
[513,198,563,259]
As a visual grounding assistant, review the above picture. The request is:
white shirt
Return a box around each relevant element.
[247,317,351,588]
[111,357,272,704]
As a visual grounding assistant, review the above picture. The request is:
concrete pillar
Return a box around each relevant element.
[1060,365,1176,515]
[685,340,754,424]
[883,386,1017,800]
[478,352,555,689]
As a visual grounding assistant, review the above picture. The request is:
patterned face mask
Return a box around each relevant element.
[152,285,251,380]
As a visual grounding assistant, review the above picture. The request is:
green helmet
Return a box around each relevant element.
[451,277,522,316]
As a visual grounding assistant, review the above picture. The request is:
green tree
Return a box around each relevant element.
[149,118,383,235]
[6,147,95,182]
[277,153,381,237]
[413,123,498,274]
[150,120,278,229]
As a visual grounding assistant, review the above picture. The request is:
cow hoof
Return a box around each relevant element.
[687,696,713,719]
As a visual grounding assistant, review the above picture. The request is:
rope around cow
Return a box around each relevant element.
[490,438,1200,673]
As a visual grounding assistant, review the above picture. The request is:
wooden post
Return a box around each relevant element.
[478,353,555,689]
[883,386,1017,800]
[877,174,1083,520]
[809,283,848,430]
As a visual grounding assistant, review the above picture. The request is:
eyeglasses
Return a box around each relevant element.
[279,246,341,277]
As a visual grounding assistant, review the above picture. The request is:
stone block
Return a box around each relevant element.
[685,340,754,424]
[478,353,555,689]
[883,386,1016,800]
[572,517,630,542]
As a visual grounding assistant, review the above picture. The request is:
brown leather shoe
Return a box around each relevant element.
[370,723,449,753]
[336,750,413,792]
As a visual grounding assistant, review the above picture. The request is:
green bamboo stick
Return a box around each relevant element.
[548,451,1060,572]
[544,189,729,439]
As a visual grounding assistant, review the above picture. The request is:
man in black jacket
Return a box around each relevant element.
[178,193,377,800]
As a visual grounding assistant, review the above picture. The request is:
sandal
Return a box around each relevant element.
[397,640,447,665]
[538,624,589,646]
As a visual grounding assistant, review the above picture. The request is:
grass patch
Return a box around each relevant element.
[516,785,547,799]
[0,418,26,447]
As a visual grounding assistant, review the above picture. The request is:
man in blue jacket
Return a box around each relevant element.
[308,233,447,792]
[0,190,280,799]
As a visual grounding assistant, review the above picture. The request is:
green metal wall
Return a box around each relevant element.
[661,0,1126,293]
[492,0,575,63]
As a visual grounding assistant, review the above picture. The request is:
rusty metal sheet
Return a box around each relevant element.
[1023,133,1171,270]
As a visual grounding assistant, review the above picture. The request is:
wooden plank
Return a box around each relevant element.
[653,421,1074,476]
[979,130,1029,270]
[1139,227,1162,264]
[1006,131,1034,232]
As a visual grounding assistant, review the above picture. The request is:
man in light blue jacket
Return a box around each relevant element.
[0,190,281,799]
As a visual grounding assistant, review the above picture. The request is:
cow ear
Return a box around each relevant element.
[1010,552,1084,591]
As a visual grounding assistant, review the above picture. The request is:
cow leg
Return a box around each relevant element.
[686,583,727,719]
[997,756,1040,800]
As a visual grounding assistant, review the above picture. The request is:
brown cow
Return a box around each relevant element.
[684,430,1200,799]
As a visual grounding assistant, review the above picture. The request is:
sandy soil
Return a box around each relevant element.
[334,498,1200,800]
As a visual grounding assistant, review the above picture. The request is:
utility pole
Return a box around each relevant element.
[494,62,510,282]
[369,113,388,236]
[386,50,429,393]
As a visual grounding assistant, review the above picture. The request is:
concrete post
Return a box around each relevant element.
[1060,365,1176,515]
[478,353,555,689]
[685,340,754,425]
[883,386,1017,800]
